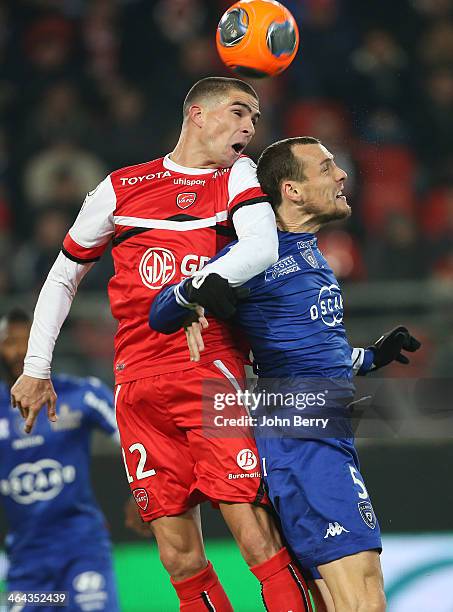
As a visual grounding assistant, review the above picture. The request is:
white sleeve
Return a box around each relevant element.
[23,176,116,379]
[23,253,94,378]
[197,202,279,286]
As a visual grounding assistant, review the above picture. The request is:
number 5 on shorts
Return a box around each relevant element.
[122,443,156,484]
[349,465,368,499]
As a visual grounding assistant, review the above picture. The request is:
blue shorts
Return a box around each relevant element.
[7,549,120,611]
[255,435,382,573]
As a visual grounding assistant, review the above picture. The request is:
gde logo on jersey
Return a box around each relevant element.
[0,459,76,505]
[139,248,176,290]
[309,284,344,327]
[236,449,258,471]
[176,192,197,209]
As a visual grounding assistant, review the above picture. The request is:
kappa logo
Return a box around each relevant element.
[177,192,197,209]
[358,501,377,529]
[139,247,176,290]
[324,522,350,538]
[133,488,149,511]
[236,448,258,471]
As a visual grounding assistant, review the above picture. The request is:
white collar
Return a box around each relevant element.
[163,154,216,175]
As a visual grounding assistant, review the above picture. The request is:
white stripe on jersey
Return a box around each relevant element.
[227,156,260,205]
[114,211,228,231]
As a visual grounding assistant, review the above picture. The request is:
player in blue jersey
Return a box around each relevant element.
[0,308,120,611]
[149,137,421,612]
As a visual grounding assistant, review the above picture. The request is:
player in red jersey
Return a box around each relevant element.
[11,77,314,611]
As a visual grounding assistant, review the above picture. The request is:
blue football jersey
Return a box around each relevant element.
[0,375,118,566]
[237,230,352,379]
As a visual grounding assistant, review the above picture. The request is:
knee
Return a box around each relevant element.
[238,531,281,566]
[159,544,207,581]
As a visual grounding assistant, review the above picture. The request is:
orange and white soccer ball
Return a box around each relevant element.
[216,0,299,78]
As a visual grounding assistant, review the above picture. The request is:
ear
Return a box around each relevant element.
[187,104,204,128]
[281,180,302,202]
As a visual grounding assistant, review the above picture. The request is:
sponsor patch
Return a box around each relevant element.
[264,255,301,281]
[133,488,149,511]
[236,448,258,470]
[139,247,176,290]
[358,500,377,529]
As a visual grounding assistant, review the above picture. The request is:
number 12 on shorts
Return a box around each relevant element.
[349,465,369,499]
[122,443,156,483]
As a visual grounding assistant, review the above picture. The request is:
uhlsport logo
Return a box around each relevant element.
[0,459,76,504]
[133,488,149,511]
[176,192,197,209]
[236,448,258,471]
[324,521,350,538]
[310,284,343,327]
[139,247,176,290]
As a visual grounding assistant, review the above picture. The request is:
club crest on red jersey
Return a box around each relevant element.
[176,192,197,209]
[139,247,176,290]
[133,488,149,511]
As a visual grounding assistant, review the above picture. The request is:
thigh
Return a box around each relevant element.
[163,358,266,506]
[60,552,120,612]
[7,562,55,612]
[116,379,198,521]
[257,436,382,569]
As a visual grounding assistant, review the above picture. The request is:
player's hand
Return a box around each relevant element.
[124,497,152,538]
[184,273,250,320]
[10,374,57,434]
[184,306,208,362]
[369,326,421,370]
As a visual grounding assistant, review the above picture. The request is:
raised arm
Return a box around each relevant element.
[11,176,116,433]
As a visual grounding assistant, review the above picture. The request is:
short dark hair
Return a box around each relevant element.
[183,76,258,117]
[257,137,321,210]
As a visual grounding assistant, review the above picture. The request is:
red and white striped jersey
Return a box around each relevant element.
[62,154,269,383]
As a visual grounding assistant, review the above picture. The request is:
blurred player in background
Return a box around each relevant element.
[0,308,120,611]
[151,137,422,612]
[11,78,316,611]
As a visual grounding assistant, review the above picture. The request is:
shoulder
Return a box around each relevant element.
[109,158,166,184]
[230,155,257,176]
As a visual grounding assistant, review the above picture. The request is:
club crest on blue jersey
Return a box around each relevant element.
[358,500,377,529]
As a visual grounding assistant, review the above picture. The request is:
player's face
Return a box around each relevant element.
[294,144,350,221]
[201,90,260,167]
[0,322,30,382]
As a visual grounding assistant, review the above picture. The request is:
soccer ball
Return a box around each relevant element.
[216,0,299,78]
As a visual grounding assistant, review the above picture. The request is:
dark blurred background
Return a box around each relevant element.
[1,1,453,610]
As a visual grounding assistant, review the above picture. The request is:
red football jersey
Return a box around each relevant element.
[62,154,268,383]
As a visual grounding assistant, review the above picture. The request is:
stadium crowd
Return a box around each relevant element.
[1,0,452,293]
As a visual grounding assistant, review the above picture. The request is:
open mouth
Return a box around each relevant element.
[336,190,347,201]
[232,143,246,154]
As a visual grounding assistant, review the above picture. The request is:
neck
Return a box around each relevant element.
[276,201,322,234]
[170,128,217,169]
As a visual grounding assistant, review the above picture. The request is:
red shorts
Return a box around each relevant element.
[115,356,266,521]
